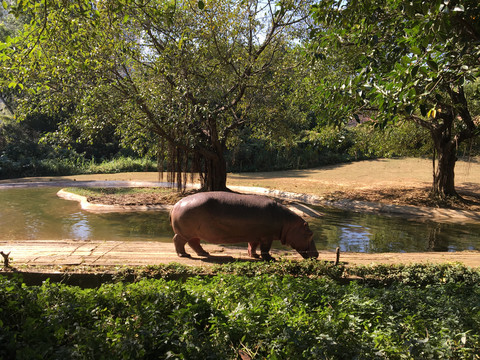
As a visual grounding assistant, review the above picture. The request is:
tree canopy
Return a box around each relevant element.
[0,2,23,115]
[2,0,311,190]
[311,0,480,197]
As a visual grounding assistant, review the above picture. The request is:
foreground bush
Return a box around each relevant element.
[1,262,479,359]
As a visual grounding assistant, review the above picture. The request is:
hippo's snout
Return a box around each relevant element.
[299,241,319,259]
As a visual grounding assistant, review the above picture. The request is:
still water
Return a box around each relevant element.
[1,188,480,253]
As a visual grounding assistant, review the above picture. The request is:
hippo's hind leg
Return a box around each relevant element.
[173,234,191,258]
[173,234,209,257]
[248,241,260,259]
[188,238,210,257]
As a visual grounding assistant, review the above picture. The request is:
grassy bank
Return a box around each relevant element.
[1,261,479,359]
[0,156,157,179]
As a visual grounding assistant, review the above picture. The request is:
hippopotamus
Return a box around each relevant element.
[170,191,319,260]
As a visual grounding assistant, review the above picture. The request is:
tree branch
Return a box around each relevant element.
[406,114,435,131]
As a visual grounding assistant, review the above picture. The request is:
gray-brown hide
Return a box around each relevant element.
[170,191,318,260]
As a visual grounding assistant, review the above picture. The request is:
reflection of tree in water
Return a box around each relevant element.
[427,223,449,252]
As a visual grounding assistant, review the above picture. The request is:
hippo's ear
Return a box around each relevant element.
[304,222,313,235]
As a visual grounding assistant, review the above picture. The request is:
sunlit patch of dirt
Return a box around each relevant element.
[324,186,480,211]
[84,186,480,212]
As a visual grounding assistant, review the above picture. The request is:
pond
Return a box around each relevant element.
[1,187,480,253]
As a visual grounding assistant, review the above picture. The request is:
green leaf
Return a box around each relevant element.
[411,65,419,77]
[401,55,411,66]
[198,0,205,10]
[411,46,422,56]
[2,0,7,10]
[427,59,438,72]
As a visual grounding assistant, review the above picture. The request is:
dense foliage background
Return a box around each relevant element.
[3,109,480,178]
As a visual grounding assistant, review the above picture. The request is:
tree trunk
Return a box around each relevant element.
[431,133,458,198]
[200,116,229,191]
[203,151,228,191]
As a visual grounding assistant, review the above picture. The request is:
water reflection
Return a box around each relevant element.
[0,188,173,242]
[338,224,372,253]
[1,188,479,253]
[309,207,480,253]
[67,213,92,240]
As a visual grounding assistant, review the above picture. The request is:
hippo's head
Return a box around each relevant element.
[283,220,319,259]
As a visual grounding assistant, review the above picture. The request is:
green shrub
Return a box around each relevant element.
[1,263,479,359]
[226,122,439,173]
[348,121,433,159]
[351,262,480,287]
[84,156,156,174]
[0,114,156,179]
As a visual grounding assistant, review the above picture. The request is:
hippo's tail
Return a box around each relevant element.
[169,206,177,230]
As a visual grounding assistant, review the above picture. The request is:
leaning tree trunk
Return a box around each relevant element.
[431,131,458,198]
[411,86,476,200]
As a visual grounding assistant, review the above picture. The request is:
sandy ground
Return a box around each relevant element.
[1,157,480,269]
[1,240,480,272]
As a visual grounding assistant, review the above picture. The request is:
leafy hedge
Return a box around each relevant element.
[1,262,479,359]
[0,115,156,179]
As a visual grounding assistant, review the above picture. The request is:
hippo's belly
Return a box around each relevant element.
[181,215,280,244]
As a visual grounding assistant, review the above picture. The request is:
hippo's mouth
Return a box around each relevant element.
[300,250,319,259]
[298,241,319,259]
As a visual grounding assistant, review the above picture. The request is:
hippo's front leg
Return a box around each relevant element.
[260,239,275,261]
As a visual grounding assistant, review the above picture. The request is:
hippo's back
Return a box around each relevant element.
[172,191,280,218]
[170,191,291,238]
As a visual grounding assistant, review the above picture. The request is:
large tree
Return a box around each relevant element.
[311,0,480,198]
[2,0,311,190]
